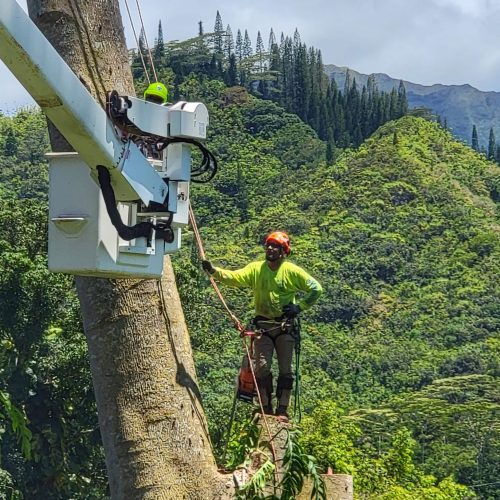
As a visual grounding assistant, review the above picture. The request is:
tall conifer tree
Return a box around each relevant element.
[153,20,165,67]
[138,27,146,56]
[488,128,496,159]
[256,31,265,72]
[213,11,224,57]
[225,53,238,86]
[224,25,234,61]
[343,70,352,96]
[293,28,301,51]
[235,29,243,62]
[268,37,281,99]
[268,28,276,52]
[397,80,408,117]
[281,36,294,109]
[293,43,308,118]
[472,125,479,151]
[243,29,253,57]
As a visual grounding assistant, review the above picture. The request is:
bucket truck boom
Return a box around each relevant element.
[0,0,213,278]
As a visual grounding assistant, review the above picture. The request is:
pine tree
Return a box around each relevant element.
[472,125,479,151]
[268,28,276,52]
[225,53,238,86]
[314,50,328,139]
[224,25,234,61]
[343,70,352,96]
[243,29,253,57]
[131,28,148,80]
[138,27,147,56]
[280,36,294,109]
[293,42,308,118]
[293,28,301,52]
[360,85,369,138]
[256,31,265,72]
[488,128,496,159]
[213,11,224,57]
[268,39,281,99]
[235,29,243,62]
[389,87,398,119]
[397,80,408,117]
[153,20,165,67]
[326,140,335,164]
[367,74,377,98]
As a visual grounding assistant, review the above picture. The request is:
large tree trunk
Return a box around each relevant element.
[26,1,227,498]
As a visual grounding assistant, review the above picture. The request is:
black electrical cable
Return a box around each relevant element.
[106,91,218,183]
[157,137,218,183]
[96,165,174,243]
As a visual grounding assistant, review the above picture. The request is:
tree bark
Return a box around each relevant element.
[26,1,227,497]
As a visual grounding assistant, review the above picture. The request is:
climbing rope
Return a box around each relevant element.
[188,202,279,467]
[123,0,151,84]
[133,0,158,82]
[188,203,243,331]
[292,317,302,422]
[124,0,158,82]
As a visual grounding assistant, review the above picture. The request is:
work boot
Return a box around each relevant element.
[275,405,289,419]
[263,405,274,415]
[253,405,274,417]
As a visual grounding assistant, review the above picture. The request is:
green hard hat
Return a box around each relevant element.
[144,82,168,104]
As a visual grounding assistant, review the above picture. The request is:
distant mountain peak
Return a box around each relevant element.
[325,64,500,148]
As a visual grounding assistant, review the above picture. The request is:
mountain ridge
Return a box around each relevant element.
[325,63,500,148]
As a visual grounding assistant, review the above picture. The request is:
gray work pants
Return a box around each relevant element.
[254,321,295,407]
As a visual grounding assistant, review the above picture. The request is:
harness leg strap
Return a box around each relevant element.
[276,374,294,399]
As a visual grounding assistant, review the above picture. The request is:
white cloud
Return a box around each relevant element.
[434,0,493,17]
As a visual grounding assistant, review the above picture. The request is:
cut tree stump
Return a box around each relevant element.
[234,414,354,499]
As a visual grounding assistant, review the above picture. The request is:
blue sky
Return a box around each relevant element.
[1,0,500,113]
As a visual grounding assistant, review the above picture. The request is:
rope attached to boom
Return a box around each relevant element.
[188,203,243,331]
[133,0,158,82]
[123,0,150,84]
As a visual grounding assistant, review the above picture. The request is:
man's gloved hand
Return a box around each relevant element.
[283,303,301,318]
[201,260,215,274]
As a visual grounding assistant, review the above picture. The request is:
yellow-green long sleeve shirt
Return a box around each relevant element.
[212,260,322,319]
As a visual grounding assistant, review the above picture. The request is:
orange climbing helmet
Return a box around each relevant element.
[265,231,291,255]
